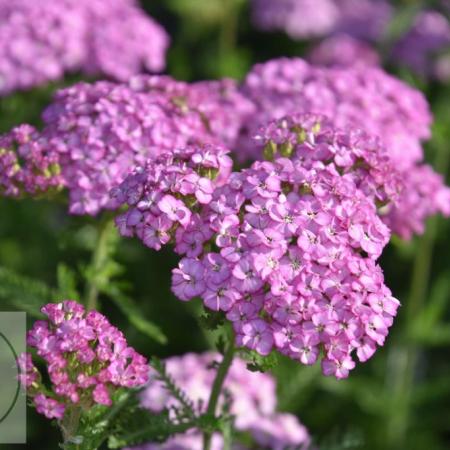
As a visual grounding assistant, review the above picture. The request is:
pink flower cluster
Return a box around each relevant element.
[129,352,310,450]
[382,164,450,239]
[308,34,380,68]
[112,144,232,249]
[0,124,62,197]
[251,0,392,41]
[128,75,255,149]
[251,114,443,241]
[239,58,450,239]
[114,140,400,378]
[254,114,402,207]
[22,300,149,419]
[239,58,431,168]
[392,10,450,82]
[0,0,169,95]
[0,75,252,215]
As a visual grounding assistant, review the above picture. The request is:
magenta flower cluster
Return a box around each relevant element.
[383,164,450,238]
[0,75,252,215]
[112,144,232,249]
[239,58,431,168]
[239,58,450,239]
[114,137,400,378]
[21,300,149,420]
[0,0,169,95]
[252,114,450,240]
[129,352,310,450]
[0,124,62,197]
[392,9,450,82]
[307,34,380,68]
[254,114,403,208]
[251,0,392,41]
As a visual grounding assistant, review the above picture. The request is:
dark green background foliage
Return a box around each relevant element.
[0,1,449,449]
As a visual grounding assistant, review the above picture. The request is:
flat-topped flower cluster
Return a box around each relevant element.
[114,126,399,378]
[250,0,392,41]
[239,58,450,238]
[21,300,149,419]
[0,124,62,197]
[0,0,169,95]
[131,352,310,450]
[239,58,431,167]
[0,75,252,215]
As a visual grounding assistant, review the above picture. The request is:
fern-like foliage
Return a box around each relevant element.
[108,404,196,449]
[149,357,198,422]
[0,265,55,316]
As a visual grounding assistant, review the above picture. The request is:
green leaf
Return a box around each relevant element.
[240,349,279,373]
[104,285,167,345]
[0,266,55,316]
[408,272,450,345]
[149,357,196,420]
[56,263,80,300]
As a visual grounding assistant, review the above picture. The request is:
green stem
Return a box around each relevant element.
[59,406,82,449]
[84,217,116,311]
[386,135,450,448]
[216,0,241,77]
[219,0,238,57]
[203,335,235,450]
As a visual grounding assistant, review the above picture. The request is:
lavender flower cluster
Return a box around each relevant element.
[0,75,252,215]
[239,58,450,239]
[392,10,450,82]
[129,352,310,450]
[0,0,169,95]
[20,300,149,419]
[307,34,380,68]
[251,0,392,41]
[114,129,400,378]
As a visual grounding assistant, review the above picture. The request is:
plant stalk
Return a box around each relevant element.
[203,335,235,450]
[84,218,116,311]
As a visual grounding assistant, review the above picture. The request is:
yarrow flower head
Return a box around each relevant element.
[128,352,310,449]
[382,164,450,239]
[174,159,397,377]
[112,144,232,250]
[0,0,169,95]
[21,300,148,420]
[0,124,62,197]
[239,58,432,169]
[392,9,450,82]
[116,141,399,378]
[251,0,391,41]
[254,113,403,207]
[251,0,340,40]
[239,58,450,238]
[0,75,251,215]
[129,75,255,149]
[307,34,381,68]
